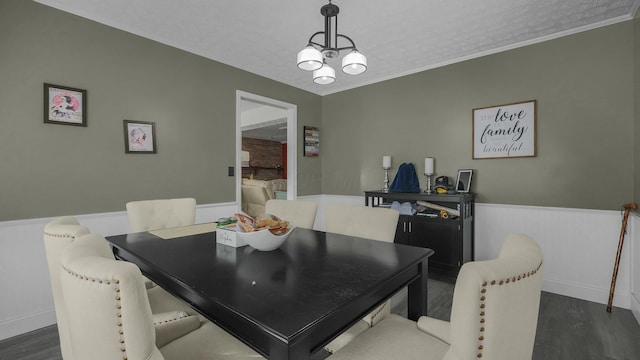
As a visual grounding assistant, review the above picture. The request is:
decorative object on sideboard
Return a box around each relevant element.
[123,120,156,154]
[423,157,435,194]
[296,1,367,85]
[472,100,536,159]
[381,156,391,193]
[44,83,87,127]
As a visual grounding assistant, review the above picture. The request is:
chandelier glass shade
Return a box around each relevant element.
[342,50,367,75]
[297,46,323,71]
[297,1,367,84]
[313,63,336,84]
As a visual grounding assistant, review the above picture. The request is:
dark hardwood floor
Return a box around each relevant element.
[2,276,639,359]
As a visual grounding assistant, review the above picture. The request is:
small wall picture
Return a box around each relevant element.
[304,125,319,157]
[124,120,156,154]
[44,83,87,126]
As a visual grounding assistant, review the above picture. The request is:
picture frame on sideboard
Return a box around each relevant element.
[456,169,473,193]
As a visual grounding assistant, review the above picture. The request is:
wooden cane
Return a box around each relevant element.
[606,202,637,312]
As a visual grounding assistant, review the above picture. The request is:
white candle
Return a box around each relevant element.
[383,156,391,169]
[425,157,434,175]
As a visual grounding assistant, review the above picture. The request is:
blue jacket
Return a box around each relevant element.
[390,163,421,193]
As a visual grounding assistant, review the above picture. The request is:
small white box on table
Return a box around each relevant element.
[216,224,247,248]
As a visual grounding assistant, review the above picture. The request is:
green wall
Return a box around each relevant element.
[1,0,638,220]
[0,0,321,221]
[322,21,635,210]
[635,12,640,206]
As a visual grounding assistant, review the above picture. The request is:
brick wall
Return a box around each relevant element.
[242,138,284,180]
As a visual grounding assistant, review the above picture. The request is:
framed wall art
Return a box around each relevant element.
[304,125,319,157]
[123,120,156,154]
[44,83,87,126]
[472,100,536,159]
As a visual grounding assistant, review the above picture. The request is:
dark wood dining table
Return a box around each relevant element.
[106,226,433,360]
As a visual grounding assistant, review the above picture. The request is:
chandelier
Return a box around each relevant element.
[296,1,367,85]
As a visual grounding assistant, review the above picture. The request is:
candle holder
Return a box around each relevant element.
[424,173,434,194]
[382,167,391,193]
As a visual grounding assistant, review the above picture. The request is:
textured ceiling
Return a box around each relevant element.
[34,0,640,96]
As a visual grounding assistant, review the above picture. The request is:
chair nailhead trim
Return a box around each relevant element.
[476,260,543,358]
[367,302,389,326]
[44,232,79,239]
[153,314,191,326]
[62,266,128,360]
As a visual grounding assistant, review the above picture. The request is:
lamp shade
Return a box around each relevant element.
[342,50,367,75]
[313,64,336,85]
[297,46,323,71]
[242,151,250,167]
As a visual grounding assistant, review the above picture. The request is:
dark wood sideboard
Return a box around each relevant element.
[364,191,475,278]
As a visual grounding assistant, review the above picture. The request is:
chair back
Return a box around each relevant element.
[43,217,92,360]
[265,199,318,229]
[126,198,196,232]
[325,204,399,242]
[447,233,543,360]
[241,186,271,217]
[323,204,399,352]
[61,233,165,360]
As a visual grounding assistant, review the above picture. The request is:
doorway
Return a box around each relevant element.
[236,91,297,214]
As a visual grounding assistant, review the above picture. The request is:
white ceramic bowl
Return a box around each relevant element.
[236,226,295,251]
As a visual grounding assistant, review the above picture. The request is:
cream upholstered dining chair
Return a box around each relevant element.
[126,198,196,232]
[323,203,400,354]
[241,185,271,217]
[43,216,90,360]
[265,199,318,229]
[325,203,399,242]
[327,233,544,360]
[43,217,204,360]
[60,233,263,360]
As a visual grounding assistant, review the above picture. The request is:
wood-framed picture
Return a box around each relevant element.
[472,100,536,159]
[44,83,87,126]
[123,120,156,154]
[304,125,319,157]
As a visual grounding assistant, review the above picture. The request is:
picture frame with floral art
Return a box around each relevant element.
[123,120,156,154]
[44,83,87,126]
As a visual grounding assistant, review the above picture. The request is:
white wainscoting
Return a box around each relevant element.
[0,202,238,341]
[475,203,633,309]
[0,196,637,340]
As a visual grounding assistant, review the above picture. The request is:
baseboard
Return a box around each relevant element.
[632,293,640,324]
[543,278,630,309]
[0,309,56,341]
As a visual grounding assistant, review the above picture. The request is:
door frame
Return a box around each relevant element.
[236,90,297,211]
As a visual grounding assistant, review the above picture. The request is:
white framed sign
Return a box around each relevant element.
[472,100,536,159]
